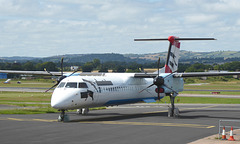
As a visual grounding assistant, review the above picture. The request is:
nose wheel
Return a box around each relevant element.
[58,110,69,122]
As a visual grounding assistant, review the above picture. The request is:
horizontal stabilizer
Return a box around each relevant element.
[173,72,240,78]
[134,72,240,78]
[134,38,216,41]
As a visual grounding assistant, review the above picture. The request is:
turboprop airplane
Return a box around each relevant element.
[1,36,240,122]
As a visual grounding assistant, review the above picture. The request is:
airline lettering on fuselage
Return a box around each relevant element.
[80,80,114,101]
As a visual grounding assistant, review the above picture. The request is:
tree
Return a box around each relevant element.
[82,62,94,72]
[23,62,36,70]
[92,59,101,68]
[98,64,108,72]
[113,65,126,72]
[36,62,58,71]
[185,63,213,72]
[127,62,142,72]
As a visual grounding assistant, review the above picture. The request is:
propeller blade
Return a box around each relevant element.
[61,57,64,76]
[139,83,154,93]
[157,57,160,76]
[164,73,173,79]
[45,83,58,92]
[44,68,55,76]
[82,79,98,92]
[157,86,160,100]
[68,70,78,77]
[163,84,178,94]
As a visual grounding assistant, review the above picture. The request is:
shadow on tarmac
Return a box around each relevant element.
[65,108,240,123]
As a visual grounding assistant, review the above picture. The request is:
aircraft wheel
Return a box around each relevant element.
[58,110,69,122]
[173,108,180,118]
[81,108,89,115]
[58,110,65,122]
[76,109,82,115]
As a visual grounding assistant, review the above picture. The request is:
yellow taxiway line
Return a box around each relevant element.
[0,117,56,122]
[0,117,214,128]
[80,121,214,129]
[0,105,218,128]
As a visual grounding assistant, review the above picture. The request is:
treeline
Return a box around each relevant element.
[0,61,58,71]
[184,62,240,72]
[0,59,240,74]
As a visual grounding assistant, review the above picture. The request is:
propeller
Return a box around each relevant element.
[45,58,78,92]
[139,57,178,100]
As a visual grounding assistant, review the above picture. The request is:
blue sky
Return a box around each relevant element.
[0,0,240,57]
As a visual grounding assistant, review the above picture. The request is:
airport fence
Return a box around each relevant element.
[218,119,240,139]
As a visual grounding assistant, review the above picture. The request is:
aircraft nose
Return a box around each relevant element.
[51,100,62,109]
[51,92,70,109]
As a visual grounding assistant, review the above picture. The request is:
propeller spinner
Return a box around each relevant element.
[139,57,178,100]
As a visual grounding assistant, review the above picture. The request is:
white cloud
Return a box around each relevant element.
[0,0,240,57]
[184,14,217,24]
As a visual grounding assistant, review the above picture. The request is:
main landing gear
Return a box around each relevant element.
[167,93,180,118]
[76,108,89,115]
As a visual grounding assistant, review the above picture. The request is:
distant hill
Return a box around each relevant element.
[1,51,240,64]
[0,53,153,64]
[125,50,240,61]
[125,50,240,64]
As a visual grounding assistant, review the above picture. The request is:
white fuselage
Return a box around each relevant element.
[51,73,158,110]
[51,73,184,110]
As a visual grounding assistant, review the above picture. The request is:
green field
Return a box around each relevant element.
[184,81,240,90]
[0,91,105,114]
[160,96,240,104]
[0,79,54,88]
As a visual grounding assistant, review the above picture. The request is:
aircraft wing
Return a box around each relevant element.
[0,70,63,76]
[134,72,240,78]
[173,72,240,78]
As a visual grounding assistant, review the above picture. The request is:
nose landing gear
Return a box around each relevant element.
[58,110,69,122]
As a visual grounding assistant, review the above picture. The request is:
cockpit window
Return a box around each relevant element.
[57,82,66,88]
[79,82,88,88]
[65,82,77,88]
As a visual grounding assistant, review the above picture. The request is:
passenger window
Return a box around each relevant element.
[65,82,77,88]
[57,82,66,88]
[79,82,88,88]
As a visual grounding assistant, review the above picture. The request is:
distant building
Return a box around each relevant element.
[71,66,79,71]
[0,73,7,79]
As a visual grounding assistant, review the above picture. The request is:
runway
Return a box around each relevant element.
[1,103,240,144]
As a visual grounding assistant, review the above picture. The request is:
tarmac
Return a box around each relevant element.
[1,103,240,144]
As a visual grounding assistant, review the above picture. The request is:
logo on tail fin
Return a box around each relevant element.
[165,36,180,73]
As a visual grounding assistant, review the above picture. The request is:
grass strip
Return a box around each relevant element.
[160,96,240,104]
[0,107,106,115]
